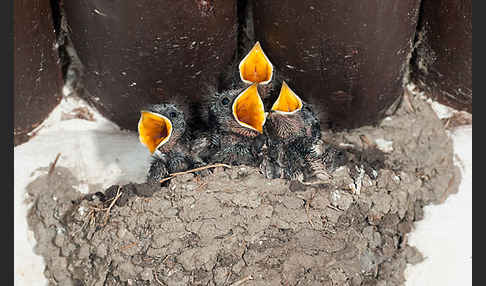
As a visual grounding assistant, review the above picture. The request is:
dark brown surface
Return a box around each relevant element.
[63,0,238,131]
[14,0,63,146]
[410,0,472,112]
[252,0,421,129]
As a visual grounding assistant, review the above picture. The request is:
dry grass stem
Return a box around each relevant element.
[230,275,254,286]
[154,271,164,285]
[101,186,123,226]
[327,204,343,212]
[305,192,317,228]
[403,89,415,112]
[159,163,232,183]
[48,153,62,176]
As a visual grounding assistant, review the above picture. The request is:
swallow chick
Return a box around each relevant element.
[261,81,325,182]
[220,41,280,100]
[238,41,274,87]
[138,103,203,184]
[238,41,297,108]
[192,84,267,167]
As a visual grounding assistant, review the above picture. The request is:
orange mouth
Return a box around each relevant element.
[138,111,173,153]
[239,41,273,85]
[232,84,266,133]
[271,81,303,114]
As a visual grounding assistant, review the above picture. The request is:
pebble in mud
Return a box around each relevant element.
[26,95,460,285]
[140,267,153,281]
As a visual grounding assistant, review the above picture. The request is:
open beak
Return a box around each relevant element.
[271,81,303,114]
[232,84,266,133]
[239,41,273,85]
[138,111,173,153]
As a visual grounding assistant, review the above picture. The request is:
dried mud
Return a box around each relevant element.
[26,95,460,285]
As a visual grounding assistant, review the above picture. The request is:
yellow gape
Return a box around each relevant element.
[239,42,273,85]
[232,84,266,133]
[271,81,303,114]
[138,111,173,154]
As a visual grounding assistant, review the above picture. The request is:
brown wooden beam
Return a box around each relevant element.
[410,0,472,113]
[252,0,421,129]
[14,0,63,146]
[63,0,238,131]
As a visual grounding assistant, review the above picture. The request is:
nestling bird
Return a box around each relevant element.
[138,103,205,184]
[261,81,326,181]
[218,41,342,181]
[238,42,274,87]
[192,84,267,167]
[220,41,282,102]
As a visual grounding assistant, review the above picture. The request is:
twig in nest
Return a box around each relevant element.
[48,153,62,176]
[102,186,123,226]
[120,242,137,251]
[224,271,233,285]
[195,182,208,192]
[154,271,164,285]
[71,187,122,235]
[159,163,232,183]
[403,88,415,112]
[444,117,451,129]
[359,135,376,148]
[162,255,171,264]
[71,209,95,236]
[305,192,317,228]
[90,186,123,225]
[300,179,329,186]
[327,204,343,212]
[230,275,254,286]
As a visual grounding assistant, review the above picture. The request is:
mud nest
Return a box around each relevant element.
[26,94,460,285]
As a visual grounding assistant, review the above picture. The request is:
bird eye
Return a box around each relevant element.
[169,112,177,118]
[221,97,230,105]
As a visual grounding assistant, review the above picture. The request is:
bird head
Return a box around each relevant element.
[270,81,303,114]
[239,41,274,85]
[138,103,186,154]
[209,84,266,138]
[265,81,308,141]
